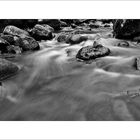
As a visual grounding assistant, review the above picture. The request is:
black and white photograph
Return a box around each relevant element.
[1,19,140,121]
[0,0,140,140]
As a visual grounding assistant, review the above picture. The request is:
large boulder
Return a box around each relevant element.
[76,41,110,61]
[38,19,61,30]
[113,19,140,39]
[3,25,30,37]
[14,35,40,51]
[31,24,53,41]
[0,58,19,81]
[0,33,39,52]
[0,37,10,53]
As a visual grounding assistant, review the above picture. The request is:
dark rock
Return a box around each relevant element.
[113,19,140,39]
[14,35,40,51]
[101,19,113,24]
[3,25,30,37]
[31,24,53,41]
[0,58,19,81]
[89,23,100,28]
[104,24,111,27]
[1,33,39,52]
[0,37,10,53]
[6,45,22,54]
[71,24,77,28]
[56,33,70,43]
[0,19,37,31]
[60,19,75,26]
[117,41,129,47]
[133,36,140,42]
[0,34,15,45]
[135,57,140,70]
[38,19,61,30]
[41,24,54,32]
[76,41,110,61]
[57,33,88,44]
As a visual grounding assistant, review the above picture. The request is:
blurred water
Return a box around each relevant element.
[1,33,140,120]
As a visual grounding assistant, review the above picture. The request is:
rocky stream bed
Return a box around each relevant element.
[1,19,140,121]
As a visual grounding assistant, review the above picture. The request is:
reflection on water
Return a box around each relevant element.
[1,32,140,120]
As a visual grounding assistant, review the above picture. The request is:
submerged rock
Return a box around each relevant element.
[76,41,110,61]
[0,58,19,81]
[31,24,53,41]
[113,19,140,39]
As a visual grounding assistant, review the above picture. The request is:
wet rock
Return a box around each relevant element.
[38,19,61,30]
[56,33,70,43]
[76,41,110,61]
[68,34,88,44]
[0,58,19,81]
[14,35,40,51]
[113,19,140,39]
[117,41,129,47]
[135,57,140,70]
[0,37,10,53]
[1,33,39,52]
[6,45,22,54]
[31,24,53,41]
[56,33,88,44]
[41,24,54,32]
[3,25,30,37]
[0,34,16,45]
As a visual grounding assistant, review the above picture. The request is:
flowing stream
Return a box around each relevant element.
[1,29,140,120]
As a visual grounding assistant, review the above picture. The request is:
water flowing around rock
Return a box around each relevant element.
[1,19,140,121]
